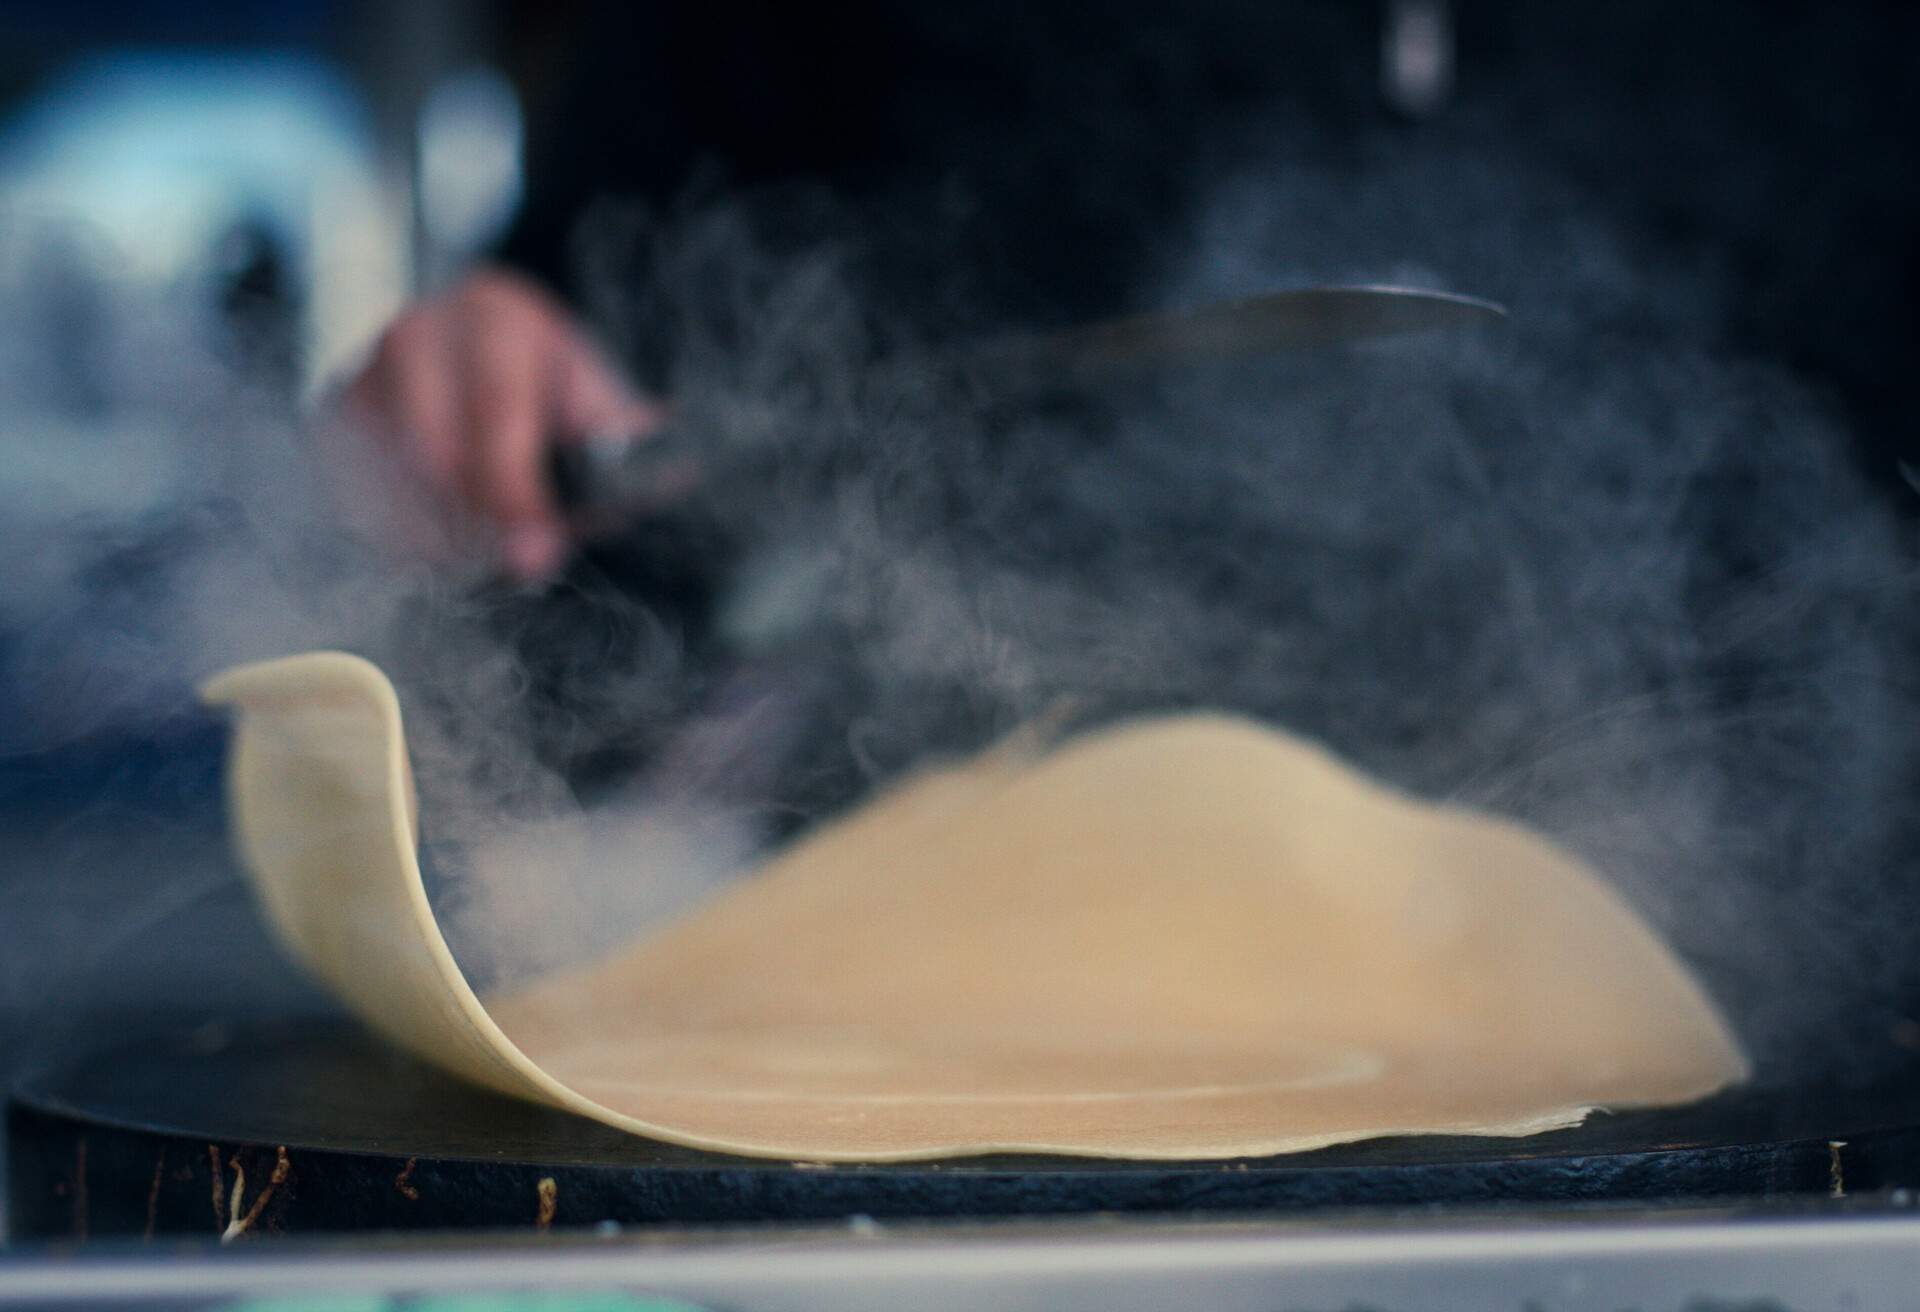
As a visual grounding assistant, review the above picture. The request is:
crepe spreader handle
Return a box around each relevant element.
[549,425,703,519]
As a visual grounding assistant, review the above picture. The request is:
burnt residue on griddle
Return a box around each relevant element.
[535,1175,558,1232]
[395,1155,421,1202]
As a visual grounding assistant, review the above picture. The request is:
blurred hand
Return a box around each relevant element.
[343,267,662,580]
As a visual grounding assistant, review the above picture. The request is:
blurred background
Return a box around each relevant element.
[0,1,526,386]
[0,0,1916,1240]
[0,2,539,1127]
[0,2,1911,440]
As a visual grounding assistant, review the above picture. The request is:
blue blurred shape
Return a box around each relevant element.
[0,50,377,282]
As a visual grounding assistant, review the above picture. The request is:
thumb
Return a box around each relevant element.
[502,521,568,581]
[552,328,664,441]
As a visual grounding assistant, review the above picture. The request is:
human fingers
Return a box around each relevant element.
[344,309,462,495]
[451,281,571,578]
[552,325,665,440]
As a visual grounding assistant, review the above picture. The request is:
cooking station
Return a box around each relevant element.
[13,1019,1920,1236]
[6,801,1920,1308]
[3,1,1918,1308]
[8,1014,1920,1307]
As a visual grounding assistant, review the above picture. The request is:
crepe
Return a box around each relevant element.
[202,651,1746,1161]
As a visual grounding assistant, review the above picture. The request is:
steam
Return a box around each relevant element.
[559,144,1918,1074]
[1,101,1915,1095]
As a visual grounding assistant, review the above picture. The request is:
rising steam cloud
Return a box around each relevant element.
[1,85,1914,1087]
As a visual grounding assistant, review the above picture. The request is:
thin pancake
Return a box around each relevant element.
[203,651,1745,1161]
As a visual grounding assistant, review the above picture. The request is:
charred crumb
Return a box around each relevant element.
[220,1146,290,1243]
[535,1176,558,1232]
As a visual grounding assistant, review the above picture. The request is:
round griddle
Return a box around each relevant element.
[9,1018,1920,1240]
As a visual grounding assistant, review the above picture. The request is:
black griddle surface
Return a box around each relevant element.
[10,1019,1920,1240]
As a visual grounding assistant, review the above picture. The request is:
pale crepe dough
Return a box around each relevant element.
[202,651,1746,1161]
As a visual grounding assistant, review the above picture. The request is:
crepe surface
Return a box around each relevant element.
[203,651,1746,1161]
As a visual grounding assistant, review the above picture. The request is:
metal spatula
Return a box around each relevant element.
[550,284,1506,521]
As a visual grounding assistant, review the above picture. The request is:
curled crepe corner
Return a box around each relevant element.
[201,651,1748,1162]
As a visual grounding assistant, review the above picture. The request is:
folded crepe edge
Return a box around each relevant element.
[201,653,573,1110]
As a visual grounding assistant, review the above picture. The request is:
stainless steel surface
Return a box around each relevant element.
[2,1209,1916,1308]
[979,284,1505,382]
